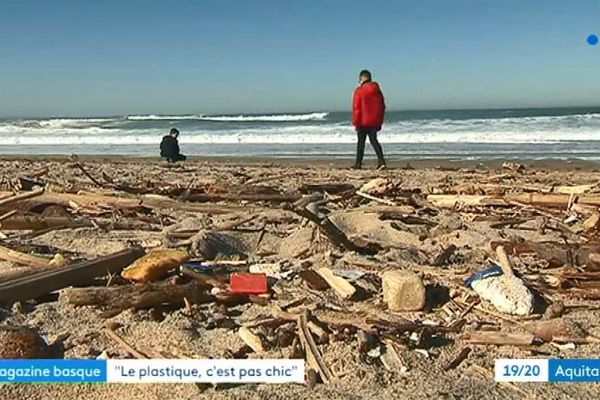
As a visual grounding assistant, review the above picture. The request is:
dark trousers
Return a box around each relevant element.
[165,154,187,163]
[355,127,385,167]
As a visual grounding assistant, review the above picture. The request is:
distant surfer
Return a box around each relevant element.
[352,69,386,170]
[160,128,187,162]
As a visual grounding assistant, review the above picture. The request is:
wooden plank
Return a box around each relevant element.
[0,247,145,304]
[316,267,356,300]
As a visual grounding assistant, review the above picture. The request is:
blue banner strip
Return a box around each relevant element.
[549,359,600,382]
[0,360,107,383]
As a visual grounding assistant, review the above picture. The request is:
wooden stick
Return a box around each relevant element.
[0,244,51,267]
[495,245,515,278]
[316,267,356,300]
[443,347,472,371]
[0,188,45,208]
[355,191,397,206]
[104,328,148,359]
[461,331,535,346]
[0,210,17,222]
[297,312,333,383]
[238,327,265,354]
[72,161,105,187]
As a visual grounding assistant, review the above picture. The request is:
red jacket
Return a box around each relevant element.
[352,81,386,128]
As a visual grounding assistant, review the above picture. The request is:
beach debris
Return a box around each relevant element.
[230,273,268,294]
[431,244,457,266]
[443,347,472,371]
[502,162,525,173]
[582,211,600,233]
[359,178,394,196]
[382,270,426,311]
[0,248,144,304]
[461,331,535,346]
[297,312,333,383]
[0,325,54,359]
[238,327,265,354]
[316,267,356,300]
[104,327,148,359]
[121,249,190,283]
[467,246,533,316]
[62,281,213,314]
[0,244,54,268]
[525,319,586,343]
[299,270,330,290]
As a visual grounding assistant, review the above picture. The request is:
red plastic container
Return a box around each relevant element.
[229,273,268,294]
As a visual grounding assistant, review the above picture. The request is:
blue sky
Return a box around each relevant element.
[0,0,599,117]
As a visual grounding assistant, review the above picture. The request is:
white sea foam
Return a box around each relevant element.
[197,112,329,122]
[0,112,599,146]
[126,112,329,122]
[127,114,203,121]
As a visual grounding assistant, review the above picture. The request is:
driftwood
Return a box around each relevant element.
[427,195,508,209]
[460,331,535,346]
[506,193,600,208]
[0,248,144,304]
[299,183,355,194]
[286,196,381,255]
[432,244,457,266]
[0,244,52,267]
[61,280,213,313]
[186,192,300,203]
[297,312,333,383]
[0,214,159,231]
[490,240,600,267]
[238,327,265,354]
[316,267,356,300]
[443,347,472,371]
[0,191,251,215]
[0,188,45,208]
[104,328,148,359]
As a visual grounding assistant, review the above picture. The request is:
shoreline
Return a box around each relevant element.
[1,154,599,171]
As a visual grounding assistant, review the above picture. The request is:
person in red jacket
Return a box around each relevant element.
[352,69,386,170]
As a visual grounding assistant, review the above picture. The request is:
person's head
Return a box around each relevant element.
[359,69,372,84]
[170,128,180,138]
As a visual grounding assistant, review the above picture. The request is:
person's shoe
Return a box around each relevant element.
[377,164,387,171]
[351,164,362,170]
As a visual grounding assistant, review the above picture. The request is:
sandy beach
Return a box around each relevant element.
[1,157,600,399]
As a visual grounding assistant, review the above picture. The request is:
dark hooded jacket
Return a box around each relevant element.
[160,135,180,158]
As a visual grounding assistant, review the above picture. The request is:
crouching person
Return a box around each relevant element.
[160,128,187,162]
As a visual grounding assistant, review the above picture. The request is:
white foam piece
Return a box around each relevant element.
[471,275,534,316]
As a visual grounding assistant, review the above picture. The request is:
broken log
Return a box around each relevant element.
[0,248,145,304]
[61,280,213,313]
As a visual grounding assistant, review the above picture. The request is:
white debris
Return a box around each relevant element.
[471,274,534,316]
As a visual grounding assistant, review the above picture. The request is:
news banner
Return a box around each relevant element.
[0,359,304,384]
[2,358,600,383]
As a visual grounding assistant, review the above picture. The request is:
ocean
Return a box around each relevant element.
[1,107,600,160]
